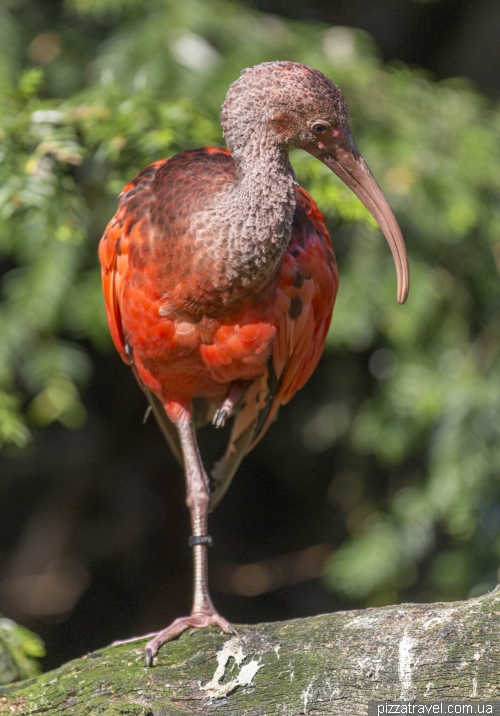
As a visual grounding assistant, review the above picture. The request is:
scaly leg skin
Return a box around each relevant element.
[144,419,236,667]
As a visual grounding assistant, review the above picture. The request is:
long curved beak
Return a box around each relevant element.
[304,124,409,304]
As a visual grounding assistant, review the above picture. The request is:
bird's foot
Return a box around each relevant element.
[145,612,236,666]
[213,402,232,428]
[212,382,248,428]
[111,632,158,647]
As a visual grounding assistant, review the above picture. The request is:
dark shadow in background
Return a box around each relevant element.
[251,0,500,99]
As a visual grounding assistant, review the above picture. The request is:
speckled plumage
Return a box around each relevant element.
[216,61,347,290]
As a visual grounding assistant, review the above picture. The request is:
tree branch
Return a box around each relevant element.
[1,590,499,715]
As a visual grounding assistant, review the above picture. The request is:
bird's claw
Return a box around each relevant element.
[212,382,249,428]
[213,406,231,428]
[144,612,236,666]
[145,646,154,668]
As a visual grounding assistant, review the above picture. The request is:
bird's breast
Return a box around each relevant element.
[122,281,279,401]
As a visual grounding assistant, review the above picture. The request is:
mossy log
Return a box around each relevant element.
[1,590,500,715]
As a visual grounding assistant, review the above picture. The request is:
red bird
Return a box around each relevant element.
[99,61,409,665]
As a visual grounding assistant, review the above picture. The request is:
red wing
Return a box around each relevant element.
[210,186,338,508]
[98,159,169,364]
[99,214,129,363]
[249,185,339,449]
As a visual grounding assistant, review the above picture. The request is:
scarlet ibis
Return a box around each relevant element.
[99,61,409,665]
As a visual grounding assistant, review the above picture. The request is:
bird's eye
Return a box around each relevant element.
[312,123,328,133]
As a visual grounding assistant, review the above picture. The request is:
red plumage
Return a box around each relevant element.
[99,147,338,449]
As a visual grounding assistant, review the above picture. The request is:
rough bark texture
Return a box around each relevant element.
[1,590,500,715]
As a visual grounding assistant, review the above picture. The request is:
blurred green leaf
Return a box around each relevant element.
[0,616,45,685]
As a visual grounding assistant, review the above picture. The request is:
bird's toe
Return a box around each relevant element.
[213,407,230,428]
[145,646,154,667]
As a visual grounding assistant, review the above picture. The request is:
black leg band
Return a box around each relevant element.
[189,535,213,547]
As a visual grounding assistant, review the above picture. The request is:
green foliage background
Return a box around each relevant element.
[0,616,44,684]
[1,0,500,678]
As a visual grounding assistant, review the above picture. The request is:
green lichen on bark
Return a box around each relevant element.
[1,590,500,715]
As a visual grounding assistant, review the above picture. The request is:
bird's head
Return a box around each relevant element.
[222,61,409,304]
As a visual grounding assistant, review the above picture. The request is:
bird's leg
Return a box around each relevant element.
[144,418,235,666]
[212,381,247,428]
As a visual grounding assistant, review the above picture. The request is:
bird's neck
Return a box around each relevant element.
[213,130,297,293]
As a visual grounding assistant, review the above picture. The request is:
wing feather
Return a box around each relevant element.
[249,185,339,449]
[98,217,129,363]
[208,186,339,500]
[98,158,172,363]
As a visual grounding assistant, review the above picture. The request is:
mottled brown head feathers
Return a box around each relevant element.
[221,61,348,153]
